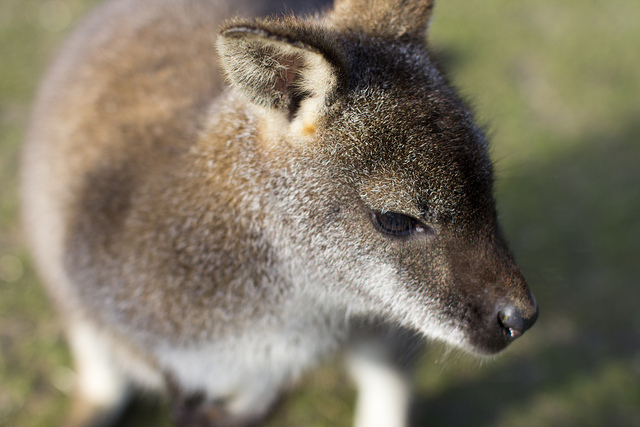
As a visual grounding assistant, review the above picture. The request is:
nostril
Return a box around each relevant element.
[498,310,524,339]
[497,301,538,340]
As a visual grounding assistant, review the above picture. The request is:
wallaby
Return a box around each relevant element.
[22,0,538,425]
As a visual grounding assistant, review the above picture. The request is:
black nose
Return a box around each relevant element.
[497,299,538,339]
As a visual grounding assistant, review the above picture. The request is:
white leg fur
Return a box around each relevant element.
[67,321,131,426]
[225,385,280,424]
[347,341,411,427]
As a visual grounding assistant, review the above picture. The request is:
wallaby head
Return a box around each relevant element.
[214,0,537,354]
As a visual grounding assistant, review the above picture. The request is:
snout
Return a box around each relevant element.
[497,297,538,340]
[441,232,539,354]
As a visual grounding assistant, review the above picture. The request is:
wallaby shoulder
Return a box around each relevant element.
[26,0,330,190]
[22,0,332,339]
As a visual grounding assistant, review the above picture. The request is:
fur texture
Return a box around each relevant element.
[22,0,538,425]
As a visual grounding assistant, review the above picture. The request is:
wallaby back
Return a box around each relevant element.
[22,0,537,425]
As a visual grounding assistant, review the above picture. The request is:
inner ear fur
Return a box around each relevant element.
[217,18,346,117]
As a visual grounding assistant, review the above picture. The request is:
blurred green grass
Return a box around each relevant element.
[1,0,639,426]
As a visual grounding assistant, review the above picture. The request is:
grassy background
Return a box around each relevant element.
[1,0,639,425]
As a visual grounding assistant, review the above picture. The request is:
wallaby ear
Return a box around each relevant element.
[329,0,435,41]
[217,19,345,118]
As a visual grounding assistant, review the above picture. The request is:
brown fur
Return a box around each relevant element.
[22,0,537,425]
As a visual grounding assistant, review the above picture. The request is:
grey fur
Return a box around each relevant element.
[22,0,537,425]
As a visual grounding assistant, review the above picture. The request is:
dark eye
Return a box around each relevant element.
[371,211,429,237]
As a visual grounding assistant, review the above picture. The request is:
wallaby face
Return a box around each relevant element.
[22,0,537,425]
[217,21,537,354]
